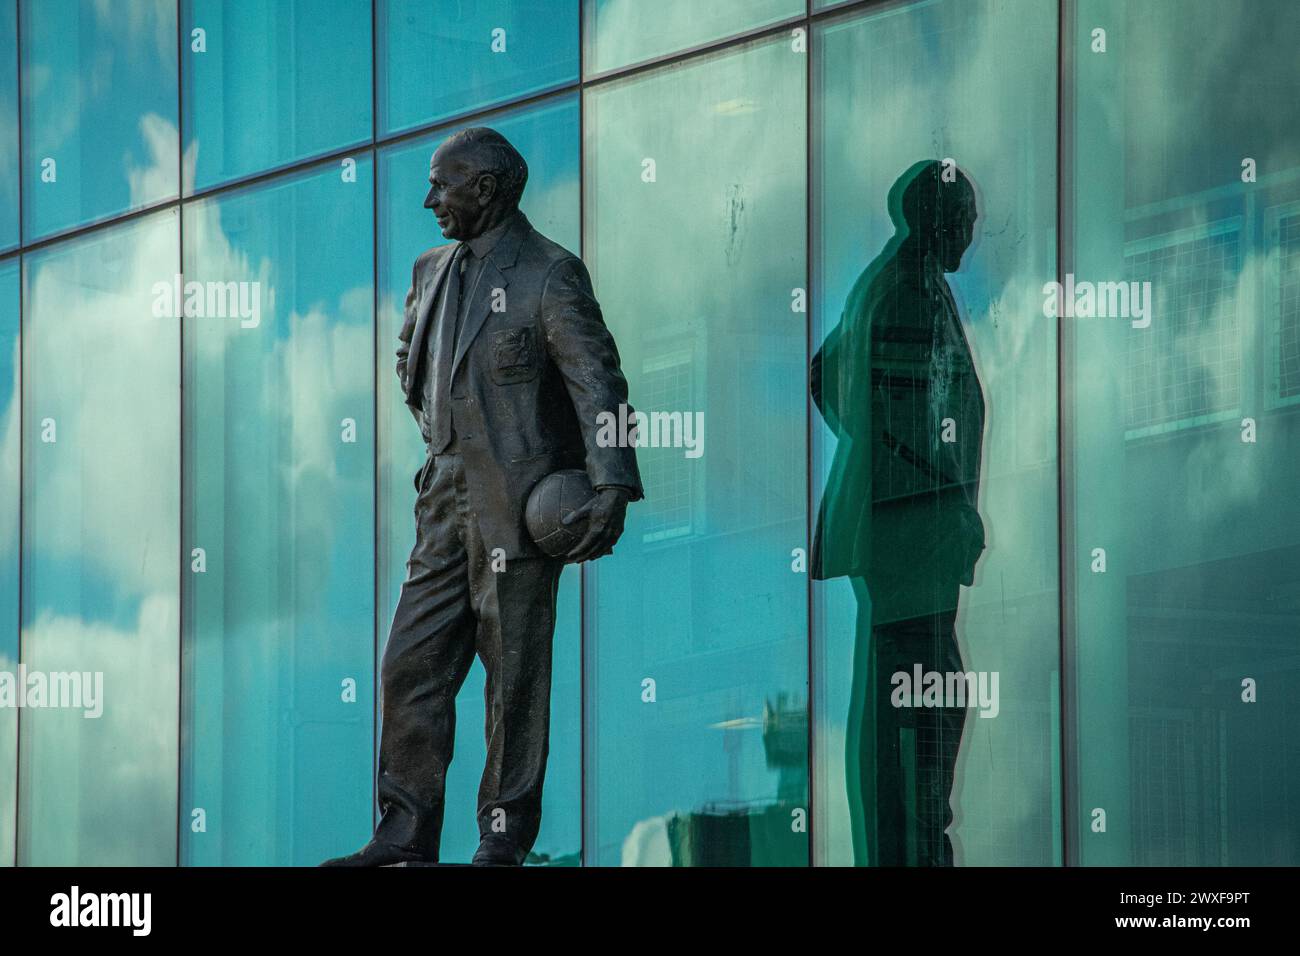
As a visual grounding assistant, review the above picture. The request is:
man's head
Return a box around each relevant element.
[890,160,979,272]
[424,127,529,241]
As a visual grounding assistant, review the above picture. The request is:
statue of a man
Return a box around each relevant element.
[323,127,642,867]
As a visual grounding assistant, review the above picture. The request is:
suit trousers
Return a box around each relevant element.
[374,448,563,861]
[847,577,967,866]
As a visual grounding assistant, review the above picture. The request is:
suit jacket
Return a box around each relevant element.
[397,210,643,559]
[811,245,985,625]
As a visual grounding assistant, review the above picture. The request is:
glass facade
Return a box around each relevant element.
[0,0,1296,867]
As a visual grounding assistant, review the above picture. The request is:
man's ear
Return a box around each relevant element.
[476,173,498,208]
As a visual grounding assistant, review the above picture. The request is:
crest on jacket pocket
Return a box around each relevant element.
[491,326,538,383]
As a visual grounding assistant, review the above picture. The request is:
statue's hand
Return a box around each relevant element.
[562,487,630,563]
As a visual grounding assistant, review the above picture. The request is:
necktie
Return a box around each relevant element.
[425,243,467,452]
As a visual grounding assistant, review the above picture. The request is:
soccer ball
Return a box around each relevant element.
[525,469,595,559]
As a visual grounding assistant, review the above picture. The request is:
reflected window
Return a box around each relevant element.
[1069,0,1300,866]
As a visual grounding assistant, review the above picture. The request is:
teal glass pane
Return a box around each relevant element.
[181,0,372,194]
[377,95,581,865]
[0,2,17,251]
[812,0,1060,867]
[583,0,801,75]
[0,257,17,866]
[377,0,578,137]
[19,0,178,241]
[584,38,808,866]
[181,158,375,866]
[1069,0,1300,865]
[19,211,179,865]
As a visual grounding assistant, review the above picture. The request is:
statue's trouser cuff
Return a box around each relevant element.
[375,450,563,861]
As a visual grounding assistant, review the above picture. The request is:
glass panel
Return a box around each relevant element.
[1068,0,1300,865]
[377,95,582,864]
[377,0,578,137]
[584,37,808,866]
[583,0,802,75]
[181,158,375,866]
[0,257,17,866]
[0,1,17,251]
[813,0,1060,866]
[19,0,178,241]
[181,0,372,194]
[19,210,179,865]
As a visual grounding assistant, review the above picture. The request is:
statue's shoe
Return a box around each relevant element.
[319,840,429,867]
[471,836,526,866]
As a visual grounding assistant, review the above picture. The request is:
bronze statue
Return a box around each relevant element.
[323,128,642,867]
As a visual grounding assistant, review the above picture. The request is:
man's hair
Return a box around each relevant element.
[442,127,529,208]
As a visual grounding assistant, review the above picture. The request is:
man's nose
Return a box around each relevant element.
[423,186,438,209]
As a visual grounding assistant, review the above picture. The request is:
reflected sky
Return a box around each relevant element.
[20,210,179,865]
[181,0,372,194]
[181,157,375,866]
[378,0,577,137]
[20,0,177,240]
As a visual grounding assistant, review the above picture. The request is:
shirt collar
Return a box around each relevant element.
[464,209,523,261]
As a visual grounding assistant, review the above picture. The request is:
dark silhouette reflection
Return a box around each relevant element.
[812,160,986,866]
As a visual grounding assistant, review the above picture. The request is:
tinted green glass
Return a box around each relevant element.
[0,1,16,251]
[19,211,179,865]
[377,0,578,136]
[584,37,807,866]
[0,257,16,866]
[377,96,582,864]
[181,0,373,193]
[20,0,178,241]
[813,0,1061,866]
[1068,0,1300,865]
[181,158,375,866]
[583,0,802,75]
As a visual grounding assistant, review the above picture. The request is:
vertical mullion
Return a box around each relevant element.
[803,1,815,869]
[370,0,381,840]
[12,0,23,870]
[175,0,185,869]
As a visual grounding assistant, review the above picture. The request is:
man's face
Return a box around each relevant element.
[939,193,978,272]
[424,145,487,241]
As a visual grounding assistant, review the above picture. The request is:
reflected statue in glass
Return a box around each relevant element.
[812,160,986,866]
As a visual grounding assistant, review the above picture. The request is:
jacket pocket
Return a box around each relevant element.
[489,326,540,385]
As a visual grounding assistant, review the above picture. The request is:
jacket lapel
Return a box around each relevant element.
[406,245,458,403]
[449,213,530,382]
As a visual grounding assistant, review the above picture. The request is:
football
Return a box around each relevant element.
[525,469,595,559]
